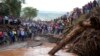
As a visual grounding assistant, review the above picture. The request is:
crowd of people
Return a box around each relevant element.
[0,0,99,46]
[0,16,21,25]
[82,0,99,14]
[22,20,65,35]
[0,20,65,46]
[0,27,33,45]
[0,16,23,45]
[53,0,99,26]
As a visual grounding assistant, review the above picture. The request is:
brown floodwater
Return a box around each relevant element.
[0,45,77,56]
[0,48,27,56]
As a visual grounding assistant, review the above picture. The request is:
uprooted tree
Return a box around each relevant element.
[48,7,100,56]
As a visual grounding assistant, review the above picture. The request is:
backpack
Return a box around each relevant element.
[0,32,3,37]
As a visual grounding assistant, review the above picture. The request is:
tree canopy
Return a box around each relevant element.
[0,0,25,17]
[0,3,9,16]
[22,7,38,20]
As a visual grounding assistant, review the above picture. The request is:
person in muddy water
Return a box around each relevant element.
[12,29,17,41]
[19,28,25,41]
[28,29,32,38]
[8,30,15,44]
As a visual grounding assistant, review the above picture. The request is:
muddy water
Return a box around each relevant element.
[0,48,27,56]
[0,46,76,56]
[0,36,77,56]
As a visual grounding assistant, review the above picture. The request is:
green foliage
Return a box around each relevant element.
[0,0,25,17]
[0,3,9,16]
[22,7,38,20]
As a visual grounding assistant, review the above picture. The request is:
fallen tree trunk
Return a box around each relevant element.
[48,19,92,55]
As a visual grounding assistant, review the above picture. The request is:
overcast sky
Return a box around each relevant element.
[22,0,93,12]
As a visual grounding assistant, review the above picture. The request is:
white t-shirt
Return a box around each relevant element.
[21,31,25,35]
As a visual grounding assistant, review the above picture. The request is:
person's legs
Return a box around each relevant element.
[14,34,18,42]
[42,29,44,34]
[0,21,1,25]
[20,35,22,41]
[29,33,32,38]
[5,20,8,24]
[12,36,15,43]
[53,29,55,34]
[61,29,63,33]
[9,36,13,44]
[3,36,8,46]
[5,36,10,45]
[56,29,59,34]
[10,21,13,25]
[1,20,3,25]
[21,35,25,41]
[0,37,3,45]
[58,29,61,34]
[19,35,22,42]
